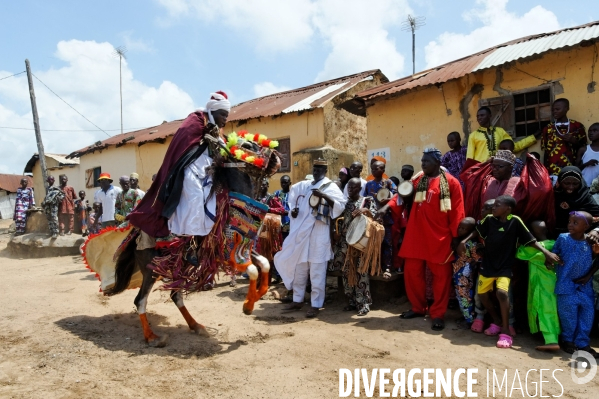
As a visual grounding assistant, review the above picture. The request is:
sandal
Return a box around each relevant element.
[357,307,369,316]
[306,307,319,318]
[431,318,445,331]
[471,319,484,333]
[383,269,392,280]
[536,343,560,352]
[399,310,425,319]
[496,333,513,348]
[484,323,502,336]
[343,305,358,312]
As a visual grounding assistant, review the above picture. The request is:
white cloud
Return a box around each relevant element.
[155,0,411,81]
[424,0,560,69]
[0,40,195,174]
[120,31,156,53]
[253,82,292,98]
[155,0,315,52]
[312,0,410,81]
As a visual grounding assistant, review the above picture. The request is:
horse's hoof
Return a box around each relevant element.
[147,334,169,348]
[191,324,210,338]
[243,307,253,315]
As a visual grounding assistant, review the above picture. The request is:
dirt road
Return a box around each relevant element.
[0,233,597,398]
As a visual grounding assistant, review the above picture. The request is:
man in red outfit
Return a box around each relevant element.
[398,148,465,331]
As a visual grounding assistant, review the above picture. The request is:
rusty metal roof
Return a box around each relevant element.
[228,69,385,121]
[67,119,184,158]
[68,70,386,158]
[356,21,599,103]
[0,174,33,193]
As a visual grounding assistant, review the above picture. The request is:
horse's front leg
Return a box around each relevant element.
[135,250,168,347]
[241,253,270,315]
[170,291,210,337]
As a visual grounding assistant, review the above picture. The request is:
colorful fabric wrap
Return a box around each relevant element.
[223,192,269,268]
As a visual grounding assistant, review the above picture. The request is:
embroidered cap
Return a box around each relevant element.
[313,158,328,166]
[494,150,516,165]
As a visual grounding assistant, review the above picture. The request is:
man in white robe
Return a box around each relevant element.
[274,158,346,317]
[167,92,230,236]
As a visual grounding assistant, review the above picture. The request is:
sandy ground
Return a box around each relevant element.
[0,232,597,399]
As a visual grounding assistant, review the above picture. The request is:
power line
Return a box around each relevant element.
[0,71,26,81]
[32,73,112,138]
[0,125,153,132]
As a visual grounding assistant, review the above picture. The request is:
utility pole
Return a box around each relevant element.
[112,46,127,135]
[25,59,48,190]
[401,15,426,75]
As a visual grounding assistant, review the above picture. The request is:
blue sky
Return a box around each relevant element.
[0,0,596,173]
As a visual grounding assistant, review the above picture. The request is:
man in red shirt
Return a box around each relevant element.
[398,148,465,331]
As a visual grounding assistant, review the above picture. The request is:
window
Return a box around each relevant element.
[513,88,551,138]
[85,167,101,188]
[275,137,290,173]
[479,86,552,138]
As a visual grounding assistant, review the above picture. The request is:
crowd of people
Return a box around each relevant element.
[13,172,146,239]
[12,95,599,358]
[263,99,599,359]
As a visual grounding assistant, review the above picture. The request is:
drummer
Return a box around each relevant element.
[329,178,378,316]
[365,161,398,279]
[343,161,367,198]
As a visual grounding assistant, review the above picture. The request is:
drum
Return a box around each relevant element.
[376,187,391,202]
[346,214,373,252]
[398,181,414,197]
[309,192,325,209]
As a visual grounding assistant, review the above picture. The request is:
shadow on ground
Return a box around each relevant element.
[54,313,246,359]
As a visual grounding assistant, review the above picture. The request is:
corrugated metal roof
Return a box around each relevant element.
[228,70,385,121]
[0,174,33,193]
[24,153,80,173]
[46,153,79,165]
[356,20,599,103]
[67,119,184,158]
[474,23,599,71]
[68,70,387,158]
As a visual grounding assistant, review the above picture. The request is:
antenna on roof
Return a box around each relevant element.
[112,46,128,135]
[401,15,425,75]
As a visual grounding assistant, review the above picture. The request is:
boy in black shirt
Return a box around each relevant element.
[470,195,559,348]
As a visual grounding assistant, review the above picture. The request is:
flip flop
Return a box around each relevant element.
[536,344,560,352]
[496,334,513,349]
[399,310,425,319]
[471,319,484,333]
[484,323,502,336]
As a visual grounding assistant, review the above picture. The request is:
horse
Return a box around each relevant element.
[84,164,274,347]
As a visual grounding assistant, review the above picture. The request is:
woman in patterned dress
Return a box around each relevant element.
[13,178,34,235]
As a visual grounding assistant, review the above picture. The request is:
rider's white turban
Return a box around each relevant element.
[200,91,231,125]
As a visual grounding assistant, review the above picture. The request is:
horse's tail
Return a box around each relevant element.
[105,239,137,296]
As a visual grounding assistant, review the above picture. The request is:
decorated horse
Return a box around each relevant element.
[83,116,281,347]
